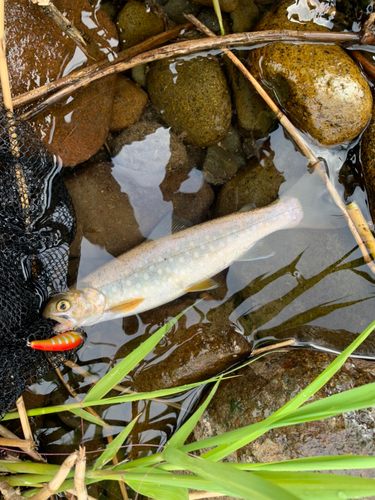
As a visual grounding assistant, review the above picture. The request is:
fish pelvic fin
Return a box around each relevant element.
[185,278,219,292]
[108,298,144,314]
[281,161,346,230]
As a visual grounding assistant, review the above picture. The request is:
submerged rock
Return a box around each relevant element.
[193,349,375,480]
[147,56,232,147]
[248,1,372,146]
[116,0,165,50]
[215,154,285,217]
[110,75,148,132]
[191,0,238,13]
[360,103,375,224]
[6,0,119,167]
[230,0,260,33]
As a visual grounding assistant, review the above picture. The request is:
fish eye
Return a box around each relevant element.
[56,299,71,312]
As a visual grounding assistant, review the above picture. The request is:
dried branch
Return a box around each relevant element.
[0,480,24,500]
[74,447,88,500]
[29,451,78,500]
[347,201,375,258]
[350,49,375,80]
[15,397,46,462]
[0,424,46,462]
[20,28,366,120]
[12,22,193,109]
[30,0,90,58]
[0,437,34,450]
[251,339,295,356]
[185,14,375,275]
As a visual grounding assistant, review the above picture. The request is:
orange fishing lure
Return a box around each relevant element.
[29,331,84,351]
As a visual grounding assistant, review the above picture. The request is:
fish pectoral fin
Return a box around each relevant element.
[185,278,219,292]
[146,211,193,240]
[108,298,144,314]
[236,240,275,262]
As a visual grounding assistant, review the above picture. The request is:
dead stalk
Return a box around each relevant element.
[15,397,45,462]
[350,49,375,80]
[20,29,364,120]
[74,447,88,500]
[347,202,375,258]
[0,437,34,450]
[0,480,24,500]
[189,493,226,499]
[66,490,98,500]
[185,14,375,275]
[251,339,295,356]
[30,0,89,58]
[0,424,46,462]
[29,451,78,500]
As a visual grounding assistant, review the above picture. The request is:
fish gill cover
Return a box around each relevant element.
[0,107,76,419]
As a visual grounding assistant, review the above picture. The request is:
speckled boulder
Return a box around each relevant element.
[248,1,372,146]
[148,56,232,147]
[110,75,148,132]
[116,0,164,50]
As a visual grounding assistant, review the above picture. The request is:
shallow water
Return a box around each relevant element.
[15,0,375,486]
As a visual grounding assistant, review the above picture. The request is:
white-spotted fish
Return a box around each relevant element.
[43,170,343,332]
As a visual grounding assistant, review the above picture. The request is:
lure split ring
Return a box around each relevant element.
[28,330,85,351]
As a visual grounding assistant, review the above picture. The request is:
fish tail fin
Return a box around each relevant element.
[281,161,346,230]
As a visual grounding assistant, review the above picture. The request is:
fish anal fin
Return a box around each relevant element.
[108,298,144,314]
[236,240,275,262]
[186,278,219,293]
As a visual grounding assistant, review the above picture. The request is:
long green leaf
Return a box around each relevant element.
[233,455,375,471]
[69,408,111,428]
[128,480,188,500]
[166,380,220,449]
[93,415,139,470]
[163,448,300,500]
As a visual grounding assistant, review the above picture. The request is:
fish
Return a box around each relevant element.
[28,331,84,351]
[43,169,343,332]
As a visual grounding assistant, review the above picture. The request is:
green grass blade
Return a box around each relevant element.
[0,462,60,475]
[254,470,375,499]
[69,408,111,428]
[163,448,300,500]
[233,455,375,471]
[274,382,375,426]
[127,480,188,500]
[166,380,220,449]
[212,0,225,35]
[84,304,198,403]
[93,415,139,470]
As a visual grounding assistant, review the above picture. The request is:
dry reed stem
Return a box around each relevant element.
[12,22,193,109]
[189,493,226,499]
[66,490,97,500]
[251,339,295,356]
[0,480,24,500]
[0,437,34,450]
[20,29,365,121]
[29,451,78,500]
[0,424,46,462]
[15,397,46,462]
[64,360,182,410]
[347,201,375,258]
[31,0,89,58]
[186,14,375,274]
[74,447,88,500]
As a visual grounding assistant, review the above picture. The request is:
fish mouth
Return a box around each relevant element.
[47,314,76,333]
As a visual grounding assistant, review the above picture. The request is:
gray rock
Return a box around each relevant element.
[230,0,260,33]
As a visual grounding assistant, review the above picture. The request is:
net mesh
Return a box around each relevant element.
[0,107,76,419]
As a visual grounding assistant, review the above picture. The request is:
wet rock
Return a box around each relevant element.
[6,0,119,167]
[193,349,375,480]
[108,121,214,233]
[160,0,201,25]
[247,1,372,146]
[360,104,375,224]
[64,160,144,262]
[225,57,277,139]
[116,0,165,50]
[147,56,232,147]
[191,0,238,13]
[110,75,148,132]
[197,8,231,34]
[215,154,285,217]
[230,0,260,32]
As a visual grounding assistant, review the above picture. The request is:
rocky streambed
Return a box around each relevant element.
[5,0,375,497]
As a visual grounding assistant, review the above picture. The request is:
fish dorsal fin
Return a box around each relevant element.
[236,240,275,262]
[147,212,193,241]
[108,298,144,314]
[185,278,219,292]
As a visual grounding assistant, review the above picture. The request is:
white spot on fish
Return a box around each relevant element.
[179,257,184,263]
[136,283,141,289]
[157,268,163,275]
[126,280,132,286]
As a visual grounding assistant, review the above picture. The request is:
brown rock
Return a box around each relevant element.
[194,349,375,479]
[110,75,148,132]
[360,103,375,224]
[6,0,119,167]
[215,154,285,217]
[248,1,372,146]
[191,0,238,13]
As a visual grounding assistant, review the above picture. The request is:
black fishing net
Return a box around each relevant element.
[0,107,76,419]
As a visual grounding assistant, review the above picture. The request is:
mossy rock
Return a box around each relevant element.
[248,1,372,146]
[148,56,232,147]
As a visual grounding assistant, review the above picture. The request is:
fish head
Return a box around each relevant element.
[43,288,106,332]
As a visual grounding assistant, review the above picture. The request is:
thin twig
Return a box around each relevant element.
[347,201,375,258]
[186,14,375,275]
[74,446,88,500]
[0,437,34,450]
[0,424,46,462]
[20,29,366,120]
[30,0,90,58]
[350,49,375,80]
[29,451,78,500]
[12,22,193,109]
[251,339,295,356]
[15,397,46,462]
